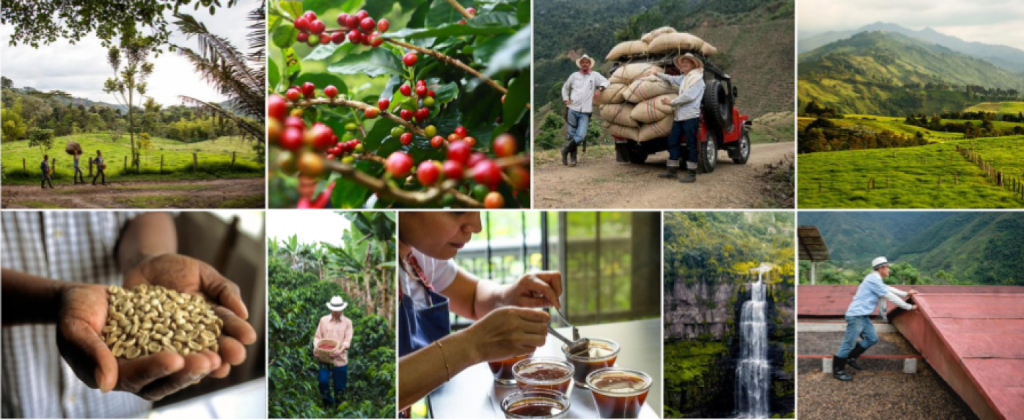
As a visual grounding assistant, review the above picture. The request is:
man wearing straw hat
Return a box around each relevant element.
[314,295,354,407]
[560,54,609,167]
[656,53,705,183]
[832,257,918,381]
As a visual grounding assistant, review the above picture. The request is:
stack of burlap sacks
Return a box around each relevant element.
[597,27,717,142]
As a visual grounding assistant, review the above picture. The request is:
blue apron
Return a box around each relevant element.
[398,259,451,418]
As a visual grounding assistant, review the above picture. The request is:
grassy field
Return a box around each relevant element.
[798,116,962,141]
[964,102,1024,114]
[1,133,263,185]
[798,136,1024,208]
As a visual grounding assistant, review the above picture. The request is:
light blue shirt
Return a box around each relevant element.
[846,272,890,317]
[655,72,705,121]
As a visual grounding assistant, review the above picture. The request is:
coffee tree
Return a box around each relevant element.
[267,0,531,208]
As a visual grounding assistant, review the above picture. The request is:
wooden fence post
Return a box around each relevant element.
[89,158,94,177]
[22,158,26,171]
[124,156,127,171]
[231,151,236,169]
[192,153,198,171]
[868,178,874,191]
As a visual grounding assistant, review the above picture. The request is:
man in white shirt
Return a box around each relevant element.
[832,257,918,381]
[560,54,609,167]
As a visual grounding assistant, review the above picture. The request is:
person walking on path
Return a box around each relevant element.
[832,257,918,381]
[560,54,609,167]
[314,296,354,408]
[656,53,706,183]
[73,149,85,184]
[40,155,54,189]
[92,150,106,186]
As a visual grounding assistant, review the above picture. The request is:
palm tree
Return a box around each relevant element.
[172,3,264,140]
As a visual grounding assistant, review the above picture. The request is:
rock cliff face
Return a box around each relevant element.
[664,278,795,418]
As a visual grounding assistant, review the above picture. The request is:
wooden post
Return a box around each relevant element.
[89,158,94,177]
[160,155,164,174]
[22,158,26,171]
[231,151,236,169]
[868,178,874,191]
[124,156,127,171]
[192,153,198,171]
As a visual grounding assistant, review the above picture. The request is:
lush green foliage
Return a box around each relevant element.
[797,136,1024,208]
[267,0,530,208]
[798,31,1023,116]
[664,212,795,286]
[966,102,1024,115]
[798,212,1024,285]
[2,133,263,184]
[268,212,396,418]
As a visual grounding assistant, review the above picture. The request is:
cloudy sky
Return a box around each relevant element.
[267,212,353,247]
[799,0,1024,51]
[0,0,259,106]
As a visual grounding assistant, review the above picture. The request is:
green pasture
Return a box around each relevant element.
[1,133,264,185]
[798,115,963,140]
[798,136,1024,208]
[964,102,1024,114]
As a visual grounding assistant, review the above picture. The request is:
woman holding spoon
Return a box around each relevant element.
[397,212,563,413]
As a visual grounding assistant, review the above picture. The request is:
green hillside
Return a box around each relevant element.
[798,212,1024,285]
[797,135,1024,209]
[965,102,1024,115]
[798,31,1023,116]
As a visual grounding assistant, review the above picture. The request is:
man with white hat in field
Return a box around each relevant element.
[832,257,918,381]
[314,295,354,407]
[560,54,610,167]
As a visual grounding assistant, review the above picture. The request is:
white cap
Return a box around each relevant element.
[872,257,890,269]
[326,296,348,311]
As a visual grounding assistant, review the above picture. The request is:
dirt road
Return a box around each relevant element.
[534,142,794,209]
[1,178,265,209]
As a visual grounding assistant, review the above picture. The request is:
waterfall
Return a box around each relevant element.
[735,269,770,418]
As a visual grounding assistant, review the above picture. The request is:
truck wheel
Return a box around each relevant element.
[729,130,751,164]
[700,130,719,173]
[702,79,732,132]
[626,146,649,164]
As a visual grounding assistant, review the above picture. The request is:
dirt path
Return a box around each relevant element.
[534,142,794,209]
[1,178,265,209]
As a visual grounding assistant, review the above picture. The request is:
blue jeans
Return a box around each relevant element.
[836,315,878,358]
[318,364,347,405]
[668,118,700,167]
[566,109,590,144]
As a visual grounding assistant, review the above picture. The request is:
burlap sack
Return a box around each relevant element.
[598,83,628,104]
[648,32,705,55]
[625,76,678,103]
[606,41,649,61]
[611,63,665,83]
[641,27,677,44]
[65,141,82,155]
[600,103,638,128]
[606,123,640,141]
[638,116,675,142]
[701,42,718,57]
[630,94,676,123]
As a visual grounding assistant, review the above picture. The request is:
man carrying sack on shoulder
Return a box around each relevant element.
[314,296,354,408]
[561,54,609,167]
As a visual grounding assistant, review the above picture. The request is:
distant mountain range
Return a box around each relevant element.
[798,31,1024,115]
[799,212,1024,285]
[799,22,1024,74]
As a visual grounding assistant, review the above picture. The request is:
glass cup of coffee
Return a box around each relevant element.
[501,389,571,419]
[512,357,575,397]
[489,353,532,385]
[585,367,652,419]
[560,338,619,388]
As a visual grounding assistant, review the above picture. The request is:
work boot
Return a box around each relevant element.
[846,344,868,370]
[560,140,573,166]
[658,166,678,179]
[569,142,578,167]
[678,169,697,183]
[833,356,853,381]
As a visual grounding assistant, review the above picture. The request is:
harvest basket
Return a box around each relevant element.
[314,339,339,364]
